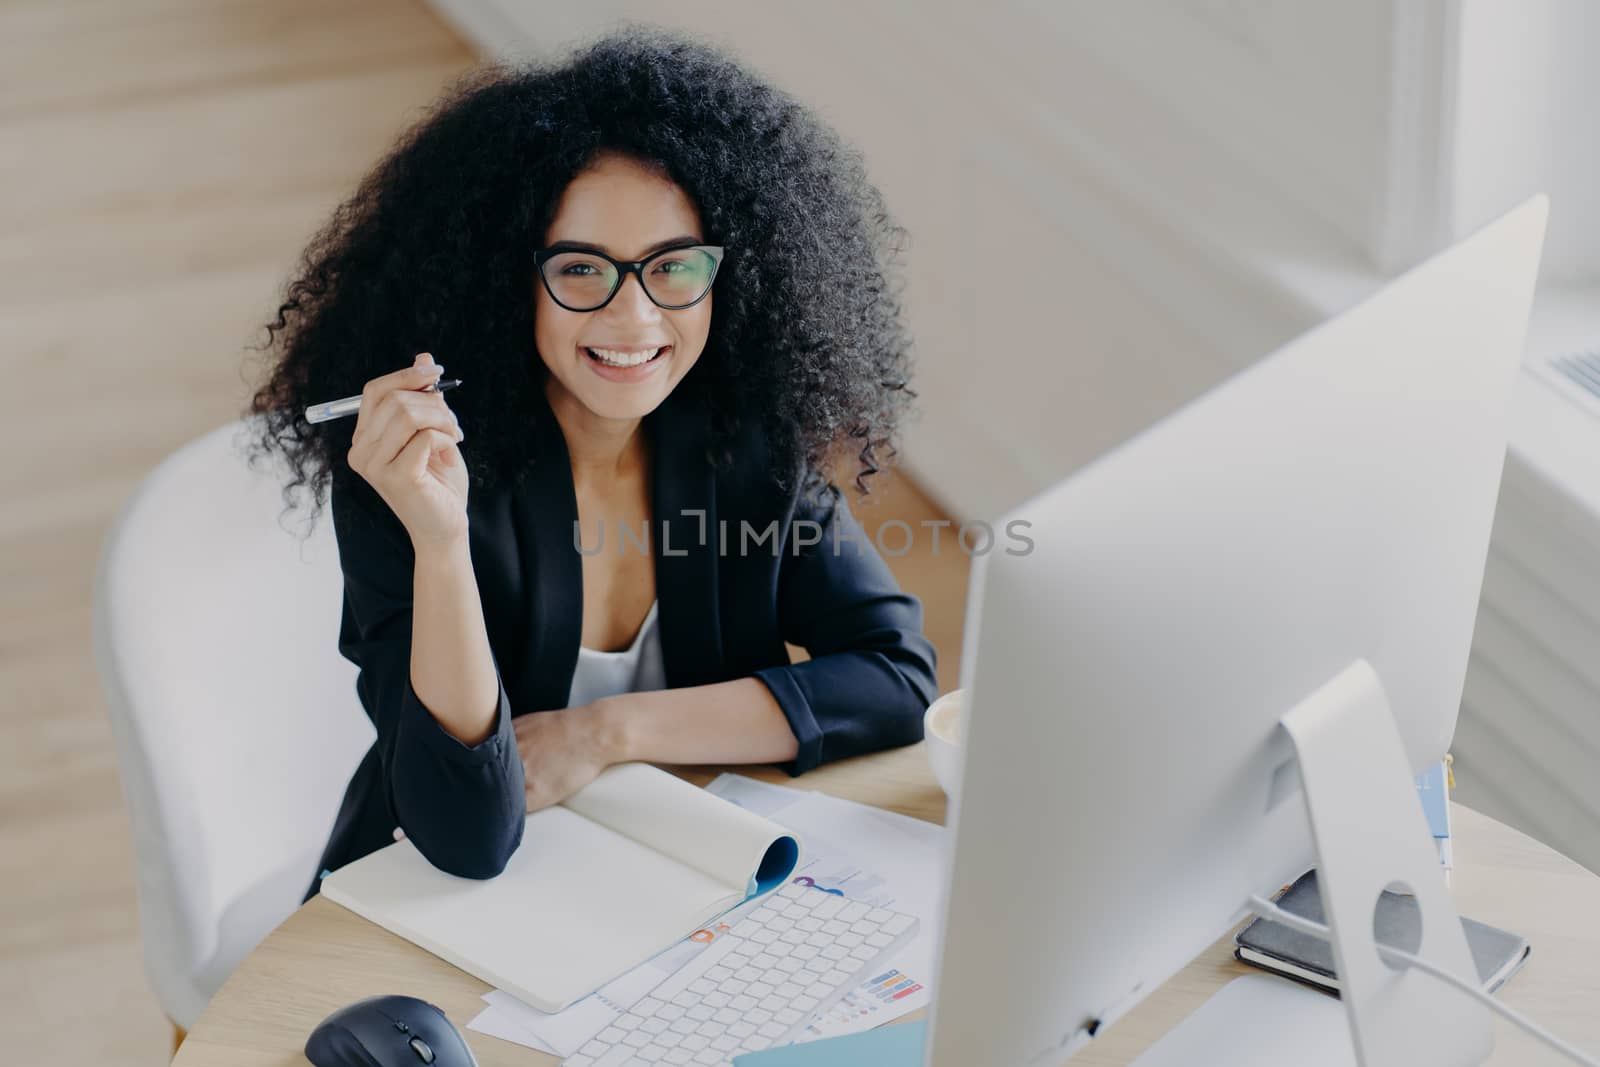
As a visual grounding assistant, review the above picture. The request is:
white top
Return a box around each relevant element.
[566,600,667,708]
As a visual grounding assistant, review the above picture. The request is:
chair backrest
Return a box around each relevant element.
[92,417,374,1023]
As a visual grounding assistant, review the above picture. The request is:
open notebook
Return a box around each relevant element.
[320,762,802,1013]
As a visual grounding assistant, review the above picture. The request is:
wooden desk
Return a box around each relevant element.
[174,743,1600,1066]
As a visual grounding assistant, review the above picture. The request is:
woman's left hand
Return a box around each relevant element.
[512,704,624,813]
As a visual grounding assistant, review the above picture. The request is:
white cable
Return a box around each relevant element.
[1246,894,1600,1067]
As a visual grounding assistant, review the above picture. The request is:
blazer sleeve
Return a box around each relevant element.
[752,488,939,776]
[330,478,526,878]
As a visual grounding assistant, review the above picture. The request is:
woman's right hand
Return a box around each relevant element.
[346,351,469,552]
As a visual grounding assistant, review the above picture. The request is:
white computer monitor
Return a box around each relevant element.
[923,197,1547,1066]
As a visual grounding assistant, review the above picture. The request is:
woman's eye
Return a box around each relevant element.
[562,263,598,276]
[653,259,686,274]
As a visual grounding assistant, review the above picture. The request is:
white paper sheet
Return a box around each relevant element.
[466,775,946,1055]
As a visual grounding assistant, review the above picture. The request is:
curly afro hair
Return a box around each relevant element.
[242,23,917,535]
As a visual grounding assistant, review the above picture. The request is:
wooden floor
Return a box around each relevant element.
[0,3,968,1063]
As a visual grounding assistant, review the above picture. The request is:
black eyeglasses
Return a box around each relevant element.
[533,244,725,312]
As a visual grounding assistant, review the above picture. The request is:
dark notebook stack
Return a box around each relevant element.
[1235,869,1530,995]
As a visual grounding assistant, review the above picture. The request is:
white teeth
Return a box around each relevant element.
[587,346,664,367]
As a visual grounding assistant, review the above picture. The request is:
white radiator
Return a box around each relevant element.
[1454,340,1600,874]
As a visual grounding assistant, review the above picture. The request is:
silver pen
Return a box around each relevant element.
[304,378,462,424]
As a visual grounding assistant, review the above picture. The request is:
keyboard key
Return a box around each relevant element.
[839,901,869,922]
[813,895,846,919]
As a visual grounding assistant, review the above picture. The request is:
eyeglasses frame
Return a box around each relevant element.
[532,243,726,312]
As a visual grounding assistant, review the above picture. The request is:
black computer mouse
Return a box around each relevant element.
[305,994,479,1067]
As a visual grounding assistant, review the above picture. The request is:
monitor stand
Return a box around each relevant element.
[1133,659,1492,1067]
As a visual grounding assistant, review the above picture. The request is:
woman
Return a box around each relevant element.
[243,26,937,891]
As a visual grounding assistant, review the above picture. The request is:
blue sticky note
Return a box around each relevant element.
[732,1021,927,1066]
[1415,759,1449,839]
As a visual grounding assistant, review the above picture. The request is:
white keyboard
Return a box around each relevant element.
[561,881,920,1067]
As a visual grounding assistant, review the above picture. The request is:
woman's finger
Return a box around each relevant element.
[351,360,444,452]
[358,379,450,462]
[368,392,461,473]
[395,427,458,485]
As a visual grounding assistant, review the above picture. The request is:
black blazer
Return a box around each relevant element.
[309,383,938,894]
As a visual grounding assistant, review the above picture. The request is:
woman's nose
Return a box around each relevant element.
[606,271,662,319]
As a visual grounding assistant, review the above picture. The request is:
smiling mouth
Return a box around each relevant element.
[584,345,669,368]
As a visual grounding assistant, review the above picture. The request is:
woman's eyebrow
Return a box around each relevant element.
[545,235,702,257]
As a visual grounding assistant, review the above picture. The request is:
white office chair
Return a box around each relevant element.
[92,417,375,1033]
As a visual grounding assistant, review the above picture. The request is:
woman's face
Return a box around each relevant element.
[534,154,712,424]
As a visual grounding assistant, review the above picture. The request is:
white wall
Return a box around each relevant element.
[1452,0,1600,282]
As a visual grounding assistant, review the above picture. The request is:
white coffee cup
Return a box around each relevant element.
[923,689,965,796]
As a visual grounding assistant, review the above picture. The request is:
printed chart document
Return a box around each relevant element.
[468,774,945,1055]
[320,763,801,1012]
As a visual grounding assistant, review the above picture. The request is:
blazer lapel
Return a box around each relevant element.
[509,386,582,711]
[649,386,725,688]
